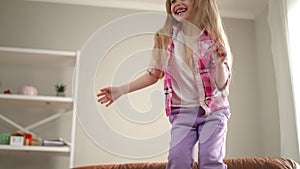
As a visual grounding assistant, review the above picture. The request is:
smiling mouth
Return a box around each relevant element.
[175,7,187,15]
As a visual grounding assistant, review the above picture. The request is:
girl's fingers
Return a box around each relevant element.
[97,96,107,103]
[101,99,110,104]
[100,87,111,92]
[105,101,113,107]
[218,49,226,57]
[215,44,227,58]
[98,88,110,95]
[97,87,114,106]
[97,92,105,97]
[99,97,111,104]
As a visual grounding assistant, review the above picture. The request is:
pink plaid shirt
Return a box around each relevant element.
[163,27,231,116]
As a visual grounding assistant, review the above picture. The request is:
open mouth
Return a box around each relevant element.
[175,7,187,15]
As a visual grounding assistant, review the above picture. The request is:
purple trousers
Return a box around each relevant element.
[166,107,230,169]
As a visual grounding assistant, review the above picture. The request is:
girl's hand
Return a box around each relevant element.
[212,42,227,65]
[97,87,123,107]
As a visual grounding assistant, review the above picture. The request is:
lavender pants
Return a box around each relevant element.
[166,107,230,169]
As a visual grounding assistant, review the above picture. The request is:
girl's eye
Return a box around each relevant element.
[171,0,176,4]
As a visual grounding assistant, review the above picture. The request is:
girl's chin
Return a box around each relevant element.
[174,16,186,22]
[173,15,191,23]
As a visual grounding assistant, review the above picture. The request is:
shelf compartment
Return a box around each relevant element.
[0,94,73,133]
[0,46,76,68]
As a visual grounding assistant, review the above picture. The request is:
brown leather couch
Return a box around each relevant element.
[74,157,299,169]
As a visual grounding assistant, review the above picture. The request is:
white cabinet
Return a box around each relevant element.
[0,46,78,167]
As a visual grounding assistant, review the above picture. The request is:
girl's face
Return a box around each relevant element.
[170,0,193,22]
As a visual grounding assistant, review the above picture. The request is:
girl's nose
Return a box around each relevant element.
[172,0,186,5]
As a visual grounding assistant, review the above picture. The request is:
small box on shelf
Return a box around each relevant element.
[0,133,10,145]
[10,135,24,146]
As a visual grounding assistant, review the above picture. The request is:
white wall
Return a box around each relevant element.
[223,18,264,159]
[0,1,284,168]
[268,0,299,161]
[255,6,281,157]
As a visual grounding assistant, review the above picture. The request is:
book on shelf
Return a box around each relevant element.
[42,138,70,147]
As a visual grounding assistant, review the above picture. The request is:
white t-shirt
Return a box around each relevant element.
[167,30,200,107]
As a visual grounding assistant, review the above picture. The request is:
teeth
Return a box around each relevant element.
[176,8,187,14]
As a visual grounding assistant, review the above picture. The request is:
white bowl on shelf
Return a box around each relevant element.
[18,86,38,96]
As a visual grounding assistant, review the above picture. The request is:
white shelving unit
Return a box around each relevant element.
[0,46,77,161]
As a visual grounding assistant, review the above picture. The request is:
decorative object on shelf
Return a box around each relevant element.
[18,85,38,96]
[8,131,42,146]
[55,84,66,97]
[4,89,12,94]
[10,132,24,146]
[0,133,10,145]
[24,133,42,146]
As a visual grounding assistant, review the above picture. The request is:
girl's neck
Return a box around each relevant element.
[181,23,201,37]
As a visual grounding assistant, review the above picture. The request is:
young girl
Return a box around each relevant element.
[97,0,232,169]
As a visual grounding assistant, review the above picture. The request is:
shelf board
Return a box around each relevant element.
[27,0,165,12]
[0,145,70,153]
[0,94,72,103]
[0,94,73,114]
[0,46,77,68]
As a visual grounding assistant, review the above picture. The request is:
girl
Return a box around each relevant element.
[97,0,232,169]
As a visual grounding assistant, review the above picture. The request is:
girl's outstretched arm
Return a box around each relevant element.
[97,71,163,107]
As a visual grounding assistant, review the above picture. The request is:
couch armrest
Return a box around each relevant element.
[225,157,298,169]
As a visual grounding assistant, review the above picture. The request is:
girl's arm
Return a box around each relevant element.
[97,70,163,107]
[212,42,230,91]
[215,62,229,90]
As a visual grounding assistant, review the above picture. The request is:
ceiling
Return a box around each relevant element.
[27,0,268,20]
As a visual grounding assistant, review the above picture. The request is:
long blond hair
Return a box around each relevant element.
[153,0,232,68]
